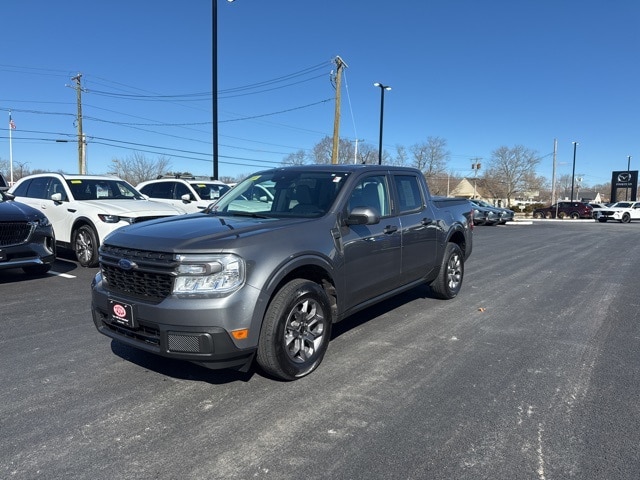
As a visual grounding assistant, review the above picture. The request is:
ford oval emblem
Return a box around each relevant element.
[118,259,137,270]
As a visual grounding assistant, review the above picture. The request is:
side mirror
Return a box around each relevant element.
[346,206,380,226]
[181,193,192,203]
[51,193,63,202]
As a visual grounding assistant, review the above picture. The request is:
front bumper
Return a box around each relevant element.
[91,272,262,371]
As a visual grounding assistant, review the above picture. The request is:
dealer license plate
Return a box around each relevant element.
[109,299,136,328]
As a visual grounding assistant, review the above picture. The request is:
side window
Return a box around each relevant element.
[174,183,191,200]
[47,178,67,201]
[394,175,423,213]
[25,177,50,199]
[348,175,389,216]
[12,178,32,197]
[145,182,174,199]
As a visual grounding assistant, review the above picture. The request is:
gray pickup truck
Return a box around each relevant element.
[91,165,473,380]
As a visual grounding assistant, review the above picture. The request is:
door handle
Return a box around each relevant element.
[383,225,398,234]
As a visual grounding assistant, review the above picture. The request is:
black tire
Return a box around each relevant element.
[622,212,631,223]
[22,264,51,275]
[73,225,99,267]
[533,212,544,219]
[570,212,580,219]
[257,279,332,381]
[558,211,567,219]
[545,212,553,219]
[430,243,464,300]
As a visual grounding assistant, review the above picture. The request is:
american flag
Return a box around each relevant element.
[9,114,16,130]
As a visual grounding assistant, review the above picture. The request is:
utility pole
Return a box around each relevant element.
[71,73,86,174]
[471,158,482,199]
[551,138,557,205]
[331,56,347,165]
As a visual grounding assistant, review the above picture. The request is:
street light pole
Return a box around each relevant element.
[570,141,578,201]
[627,155,632,200]
[212,0,234,180]
[374,83,391,165]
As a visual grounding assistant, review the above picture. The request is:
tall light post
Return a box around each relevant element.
[626,155,632,200]
[373,82,391,165]
[213,0,235,180]
[570,141,578,201]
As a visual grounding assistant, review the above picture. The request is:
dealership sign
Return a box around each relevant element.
[610,170,638,201]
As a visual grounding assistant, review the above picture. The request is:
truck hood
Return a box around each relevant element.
[103,213,310,252]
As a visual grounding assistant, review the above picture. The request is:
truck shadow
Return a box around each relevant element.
[108,283,438,385]
[331,284,438,340]
[109,340,257,385]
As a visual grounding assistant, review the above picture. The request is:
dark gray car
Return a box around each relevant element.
[0,190,56,275]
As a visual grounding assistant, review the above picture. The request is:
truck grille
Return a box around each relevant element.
[0,221,34,247]
[99,244,178,302]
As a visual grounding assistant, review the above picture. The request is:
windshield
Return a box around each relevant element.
[210,170,349,217]
[192,182,231,201]
[66,179,144,200]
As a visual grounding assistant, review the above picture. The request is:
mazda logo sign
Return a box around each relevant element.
[618,172,631,182]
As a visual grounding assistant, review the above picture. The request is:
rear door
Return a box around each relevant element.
[392,173,439,284]
[341,174,402,308]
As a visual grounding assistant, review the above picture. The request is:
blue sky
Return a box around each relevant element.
[1,0,638,187]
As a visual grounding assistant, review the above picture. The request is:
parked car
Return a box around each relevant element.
[0,189,56,275]
[532,201,593,219]
[592,201,640,223]
[137,176,231,213]
[9,173,185,267]
[469,199,514,224]
[470,204,500,226]
[0,172,9,191]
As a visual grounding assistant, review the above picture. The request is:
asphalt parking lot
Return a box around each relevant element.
[2,221,640,479]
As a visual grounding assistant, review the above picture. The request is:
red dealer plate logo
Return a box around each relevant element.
[109,299,135,328]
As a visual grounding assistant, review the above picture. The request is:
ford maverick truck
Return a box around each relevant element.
[91,165,473,380]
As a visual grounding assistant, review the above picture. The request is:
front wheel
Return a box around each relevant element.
[532,212,544,219]
[430,243,464,300]
[257,279,332,381]
[622,212,631,223]
[73,225,99,267]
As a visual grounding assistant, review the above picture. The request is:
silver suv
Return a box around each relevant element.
[9,173,185,267]
[137,176,231,213]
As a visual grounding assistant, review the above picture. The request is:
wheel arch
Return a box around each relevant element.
[261,255,338,324]
[71,216,102,243]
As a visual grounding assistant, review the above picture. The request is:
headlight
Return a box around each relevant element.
[173,254,245,295]
[36,215,51,227]
[98,214,121,223]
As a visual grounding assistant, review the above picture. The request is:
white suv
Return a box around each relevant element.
[9,173,185,267]
[136,176,231,213]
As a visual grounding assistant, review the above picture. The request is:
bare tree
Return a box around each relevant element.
[410,136,450,176]
[311,136,368,164]
[109,152,172,185]
[486,145,541,205]
[282,149,308,166]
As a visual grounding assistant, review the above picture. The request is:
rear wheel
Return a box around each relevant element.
[570,212,580,219]
[430,243,464,300]
[558,211,567,219]
[73,225,99,267]
[622,212,631,223]
[532,212,544,219]
[257,279,332,381]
